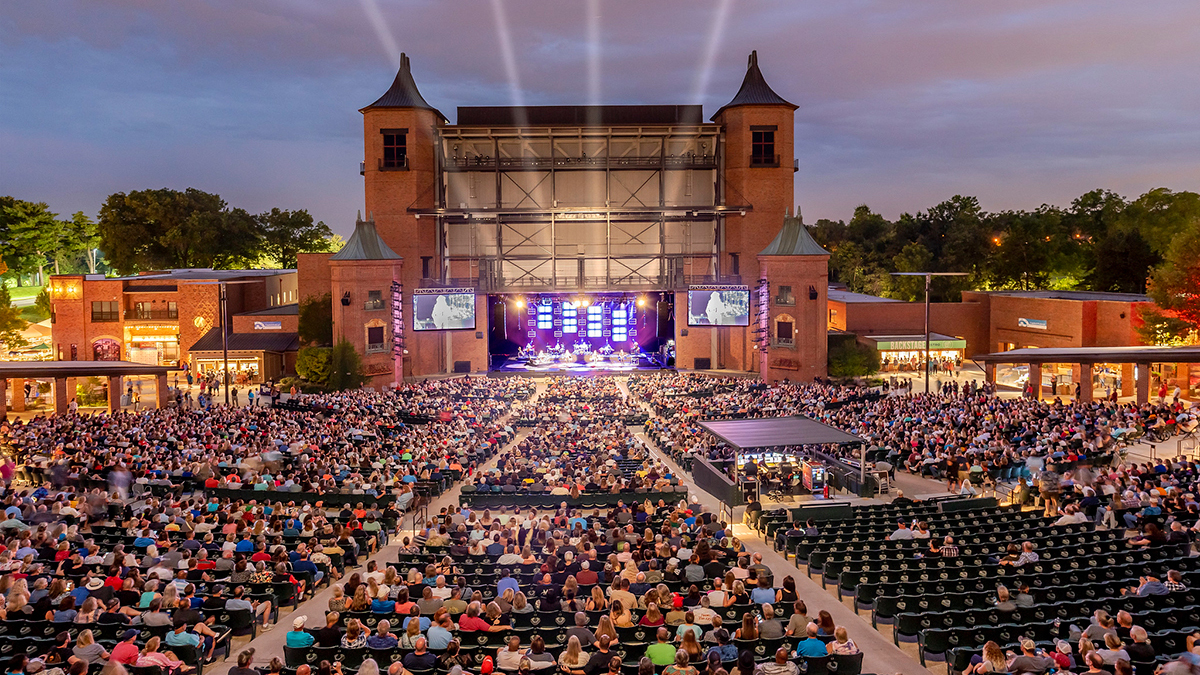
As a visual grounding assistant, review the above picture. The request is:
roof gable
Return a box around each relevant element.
[330,213,402,261]
[760,209,829,256]
[361,53,446,121]
[712,50,797,120]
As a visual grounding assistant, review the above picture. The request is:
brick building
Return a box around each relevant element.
[47,269,297,382]
[298,50,823,382]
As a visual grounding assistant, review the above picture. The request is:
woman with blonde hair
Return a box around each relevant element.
[74,597,101,624]
[512,592,533,614]
[398,615,422,649]
[595,615,618,646]
[971,641,1007,674]
[826,627,859,655]
[725,581,747,606]
[558,635,589,675]
[735,611,759,641]
[328,585,348,613]
[136,636,188,672]
[342,619,367,648]
[587,586,608,611]
[349,585,371,611]
[639,602,664,627]
[73,629,111,664]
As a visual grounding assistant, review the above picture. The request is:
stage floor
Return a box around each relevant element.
[490,356,668,376]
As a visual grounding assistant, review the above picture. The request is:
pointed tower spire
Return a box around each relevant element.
[360,52,446,121]
[711,50,797,120]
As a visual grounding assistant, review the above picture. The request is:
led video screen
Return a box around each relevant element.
[687,286,750,326]
[412,291,476,331]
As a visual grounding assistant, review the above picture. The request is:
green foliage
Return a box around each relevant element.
[298,293,334,346]
[257,208,335,269]
[1145,219,1200,337]
[0,286,28,350]
[827,340,881,379]
[295,346,332,386]
[35,288,51,318]
[809,187,1200,301]
[97,188,262,274]
[327,339,366,391]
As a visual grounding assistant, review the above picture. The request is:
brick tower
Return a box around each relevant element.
[328,213,404,387]
[711,51,798,371]
[360,54,445,379]
[757,209,829,384]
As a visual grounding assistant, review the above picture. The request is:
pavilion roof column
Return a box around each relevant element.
[1136,362,1151,406]
[1079,363,1094,403]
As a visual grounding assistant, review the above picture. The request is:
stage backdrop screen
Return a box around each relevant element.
[412,290,476,331]
[687,286,750,326]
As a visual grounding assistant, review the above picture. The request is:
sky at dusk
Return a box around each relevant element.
[3,0,1200,237]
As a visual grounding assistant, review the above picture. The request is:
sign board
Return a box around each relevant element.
[1018,318,1048,330]
[873,338,966,351]
[253,321,282,330]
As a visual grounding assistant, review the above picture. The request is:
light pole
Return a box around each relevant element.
[890,272,968,394]
[193,279,260,406]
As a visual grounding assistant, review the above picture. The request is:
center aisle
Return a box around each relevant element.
[234,378,547,667]
[616,376,934,675]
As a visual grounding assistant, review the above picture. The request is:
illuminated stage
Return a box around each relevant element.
[488,292,674,374]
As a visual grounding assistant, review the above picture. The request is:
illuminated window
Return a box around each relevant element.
[611,307,628,341]
[537,303,553,329]
[587,305,602,337]
[562,302,578,334]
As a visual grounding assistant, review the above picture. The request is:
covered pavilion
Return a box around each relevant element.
[975,345,1200,404]
[0,361,171,416]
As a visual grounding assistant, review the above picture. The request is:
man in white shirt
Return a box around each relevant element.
[692,596,717,625]
[706,578,727,607]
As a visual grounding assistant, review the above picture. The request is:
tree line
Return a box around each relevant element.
[0,188,339,281]
[809,187,1200,343]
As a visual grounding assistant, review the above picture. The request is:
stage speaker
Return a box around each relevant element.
[656,301,671,338]
[694,357,711,370]
[492,301,506,340]
[453,360,471,373]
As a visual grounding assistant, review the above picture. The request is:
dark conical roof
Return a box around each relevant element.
[330,213,402,261]
[711,50,797,120]
[361,53,446,121]
[760,209,829,256]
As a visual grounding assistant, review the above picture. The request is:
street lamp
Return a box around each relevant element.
[192,279,261,406]
[890,272,969,394]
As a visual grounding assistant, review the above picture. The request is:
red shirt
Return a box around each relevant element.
[111,641,140,665]
[457,615,492,632]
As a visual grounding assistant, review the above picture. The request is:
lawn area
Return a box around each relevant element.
[4,283,44,300]
[21,306,49,323]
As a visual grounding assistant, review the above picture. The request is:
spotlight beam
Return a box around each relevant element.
[489,0,528,127]
[693,0,734,104]
[358,0,401,69]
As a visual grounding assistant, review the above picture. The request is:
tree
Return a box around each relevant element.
[890,242,933,302]
[0,286,27,350]
[257,208,335,269]
[97,188,262,273]
[327,339,366,390]
[2,199,58,283]
[63,212,101,274]
[298,293,334,346]
[295,346,332,386]
[1142,219,1200,343]
[35,289,52,318]
[827,340,880,378]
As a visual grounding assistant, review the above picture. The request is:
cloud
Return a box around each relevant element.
[2,0,1200,233]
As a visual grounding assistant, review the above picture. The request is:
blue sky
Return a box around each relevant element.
[3,0,1199,236]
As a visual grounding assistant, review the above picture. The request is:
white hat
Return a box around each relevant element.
[293,615,308,629]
